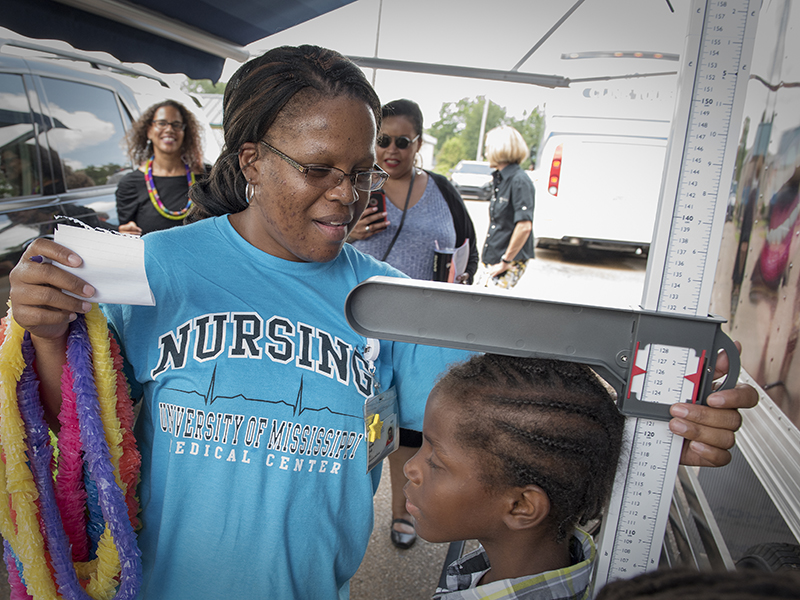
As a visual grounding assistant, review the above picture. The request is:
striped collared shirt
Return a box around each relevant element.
[432,529,595,600]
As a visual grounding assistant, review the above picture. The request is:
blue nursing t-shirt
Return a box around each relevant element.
[102,215,471,600]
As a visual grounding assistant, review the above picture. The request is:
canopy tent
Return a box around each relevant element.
[0,0,356,82]
[1,0,681,91]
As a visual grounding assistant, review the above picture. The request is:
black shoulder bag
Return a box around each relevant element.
[380,168,416,262]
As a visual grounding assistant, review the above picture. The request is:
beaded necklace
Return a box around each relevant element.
[144,156,195,220]
[0,306,142,599]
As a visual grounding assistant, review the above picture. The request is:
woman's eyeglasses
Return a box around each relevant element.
[259,140,389,192]
[151,120,186,132]
[376,134,420,150]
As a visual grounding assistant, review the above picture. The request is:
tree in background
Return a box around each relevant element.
[428,96,544,176]
[436,136,467,173]
[508,109,545,169]
[428,96,504,174]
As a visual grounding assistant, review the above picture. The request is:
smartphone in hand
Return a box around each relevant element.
[368,190,386,224]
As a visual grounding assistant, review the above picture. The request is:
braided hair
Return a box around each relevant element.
[595,567,800,600]
[437,354,626,543]
[188,45,381,221]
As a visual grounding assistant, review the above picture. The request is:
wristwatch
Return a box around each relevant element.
[501,257,512,264]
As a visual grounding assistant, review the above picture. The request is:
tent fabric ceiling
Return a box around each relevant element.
[1,0,356,81]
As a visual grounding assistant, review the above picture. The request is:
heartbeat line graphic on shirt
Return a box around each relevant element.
[166,364,362,421]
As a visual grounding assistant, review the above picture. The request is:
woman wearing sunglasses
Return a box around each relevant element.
[115,100,207,235]
[349,98,479,550]
[349,98,479,282]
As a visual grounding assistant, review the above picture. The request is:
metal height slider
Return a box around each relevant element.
[345,277,740,420]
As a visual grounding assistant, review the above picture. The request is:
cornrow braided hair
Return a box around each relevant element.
[438,354,626,543]
[594,567,800,599]
[188,44,381,222]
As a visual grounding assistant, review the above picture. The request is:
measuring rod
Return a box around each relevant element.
[594,0,758,590]
[343,0,759,593]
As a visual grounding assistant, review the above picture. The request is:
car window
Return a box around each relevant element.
[0,73,43,198]
[39,77,130,188]
[458,163,491,175]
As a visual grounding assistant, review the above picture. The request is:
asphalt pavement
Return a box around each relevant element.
[464,198,648,308]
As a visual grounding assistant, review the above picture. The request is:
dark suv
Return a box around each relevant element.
[0,39,152,303]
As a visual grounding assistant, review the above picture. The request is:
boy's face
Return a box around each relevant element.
[403,386,507,544]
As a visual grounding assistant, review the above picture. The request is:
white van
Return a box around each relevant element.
[532,114,671,256]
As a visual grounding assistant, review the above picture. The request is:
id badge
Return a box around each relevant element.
[363,386,399,473]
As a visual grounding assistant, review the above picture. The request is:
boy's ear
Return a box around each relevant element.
[502,485,551,531]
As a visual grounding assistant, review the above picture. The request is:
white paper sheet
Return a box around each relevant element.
[53,224,155,306]
[450,238,470,282]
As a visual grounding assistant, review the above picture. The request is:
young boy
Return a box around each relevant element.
[403,353,626,600]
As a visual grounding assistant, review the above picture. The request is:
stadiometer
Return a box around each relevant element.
[344,0,759,593]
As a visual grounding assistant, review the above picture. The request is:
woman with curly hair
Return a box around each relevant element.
[115,100,206,235]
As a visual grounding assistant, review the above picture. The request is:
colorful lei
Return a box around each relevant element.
[0,305,142,599]
[144,155,195,220]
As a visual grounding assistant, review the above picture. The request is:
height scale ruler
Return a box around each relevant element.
[343,0,760,593]
[593,0,758,591]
